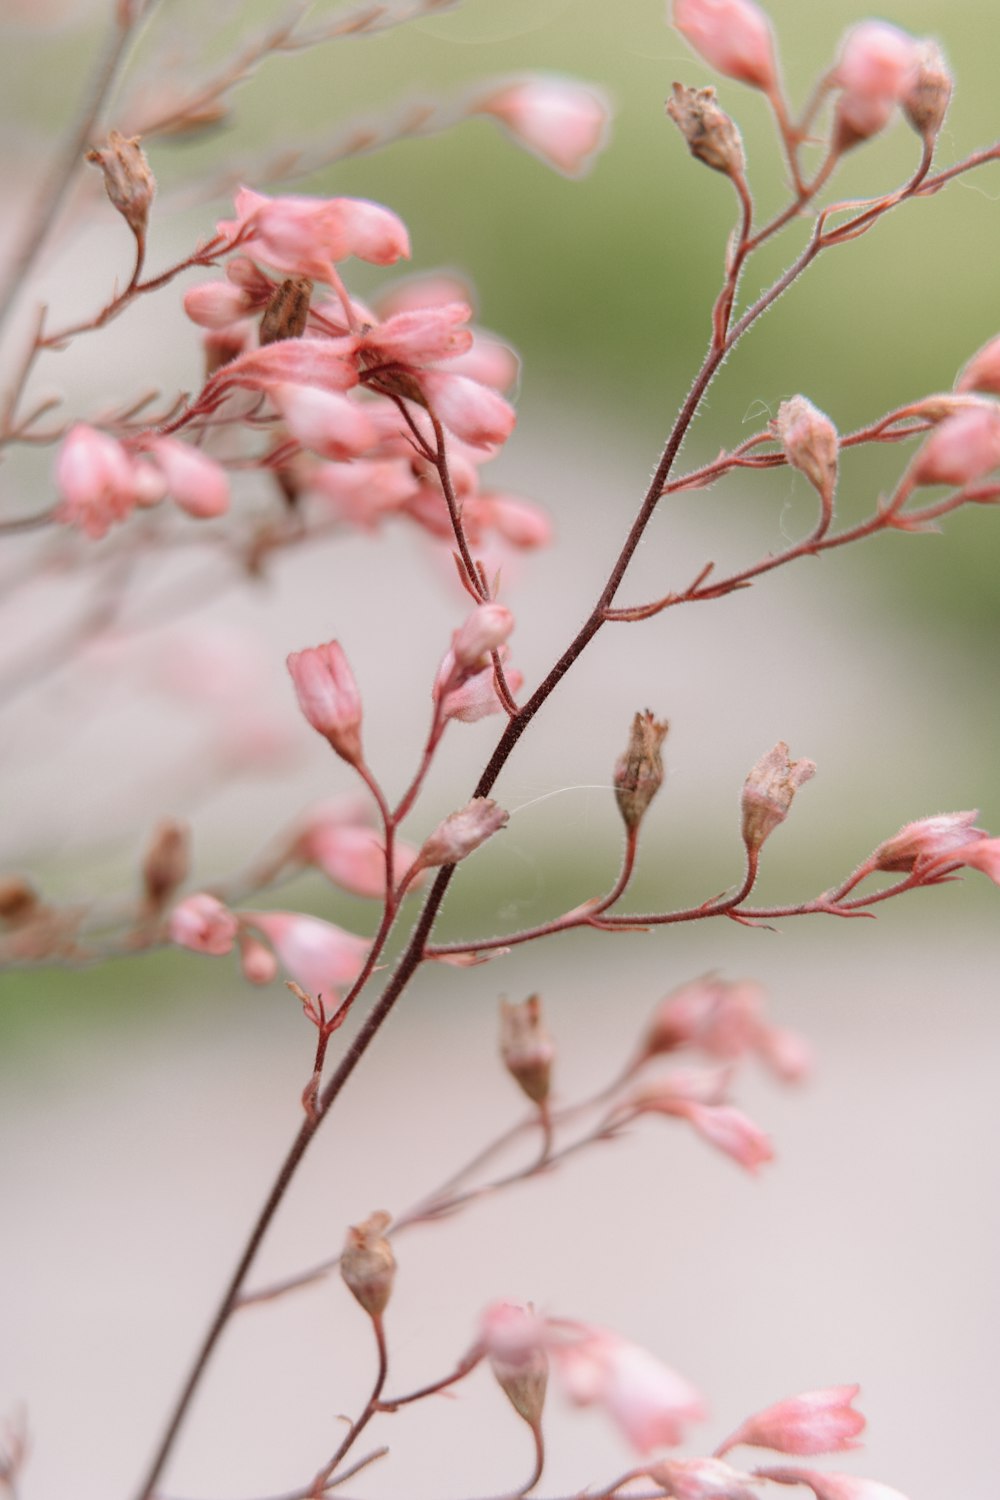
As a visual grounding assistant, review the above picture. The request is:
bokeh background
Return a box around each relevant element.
[1,1,998,1497]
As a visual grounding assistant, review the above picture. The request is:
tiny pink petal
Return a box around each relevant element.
[419,370,516,448]
[911,404,1000,487]
[183,280,253,329]
[478,493,553,549]
[144,436,229,518]
[361,303,474,367]
[553,1326,706,1454]
[169,893,239,956]
[956,334,1000,397]
[758,1466,910,1500]
[245,911,369,996]
[55,424,137,539]
[477,75,611,178]
[680,1102,774,1172]
[272,383,378,460]
[873,810,985,871]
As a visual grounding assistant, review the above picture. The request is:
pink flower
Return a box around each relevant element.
[414,798,509,869]
[679,1102,774,1172]
[552,1324,707,1453]
[476,493,553,549]
[142,436,230,518]
[672,0,778,93]
[418,370,516,449]
[911,404,1000,487]
[360,303,475,367]
[953,836,1000,885]
[55,424,138,539]
[298,819,419,899]
[168,894,239,956]
[873,810,985,872]
[637,976,813,1083]
[757,1467,910,1500]
[238,934,279,985]
[271,383,378,460]
[833,22,919,147]
[203,337,360,402]
[217,187,410,277]
[646,1456,761,1500]
[244,911,369,996]
[717,1385,865,1457]
[475,76,611,178]
[452,604,515,668]
[183,280,254,329]
[435,648,523,723]
[956,334,1000,397]
[287,640,363,765]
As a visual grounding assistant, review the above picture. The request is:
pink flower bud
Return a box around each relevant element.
[205,337,360,399]
[435,649,523,723]
[646,1457,760,1500]
[717,1385,865,1458]
[757,1467,910,1500]
[552,1324,707,1453]
[55,424,138,539]
[418,371,516,448]
[774,396,838,525]
[298,820,419,899]
[873,810,985,872]
[672,0,778,92]
[476,493,553,549]
[244,911,369,997]
[741,742,816,854]
[287,640,363,765]
[415,798,509,869]
[475,75,611,178]
[449,334,520,393]
[143,436,229,518]
[452,604,515,670]
[271,383,377,460]
[677,1101,774,1172]
[480,1301,549,1428]
[217,187,410,278]
[952,836,1000,885]
[499,995,554,1105]
[956,335,1000,397]
[833,21,919,149]
[168,893,238,956]
[361,303,474,367]
[183,280,254,329]
[340,1210,396,1319]
[910,404,1000,487]
[900,40,952,142]
[239,933,279,984]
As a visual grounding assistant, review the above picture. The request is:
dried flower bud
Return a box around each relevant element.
[0,876,41,926]
[666,85,745,178]
[340,1210,396,1319]
[741,742,816,853]
[86,130,155,247]
[614,711,669,831]
[774,396,838,527]
[259,276,313,346]
[901,40,952,143]
[415,798,509,870]
[141,819,190,910]
[480,1302,549,1429]
[500,995,555,1105]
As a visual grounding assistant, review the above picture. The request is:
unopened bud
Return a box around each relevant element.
[741,742,816,853]
[480,1302,549,1429]
[340,1210,396,1319]
[902,40,952,143]
[260,276,313,346]
[774,396,838,527]
[0,876,41,926]
[141,819,190,910]
[416,798,509,870]
[86,130,155,248]
[452,604,515,671]
[614,711,669,831]
[666,84,745,178]
[500,995,554,1105]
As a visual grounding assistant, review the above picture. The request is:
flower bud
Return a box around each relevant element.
[500,995,554,1105]
[168,893,238,956]
[0,876,41,926]
[774,396,838,527]
[141,819,190,910]
[286,641,364,765]
[741,742,816,853]
[910,404,1000,488]
[474,75,611,178]
[452,604,515,670]
[415,798,509,870]
[86,130,155,248]
[955,335,1000,397]
[480,1302,549,1429]
[872,810,985,872]
[259,275,313,345]
[614,711,669,831]
[666,84,745,179]
[717,1385,865,1458]
[672,0,778,92]
[340,1210,396,1319]
[901,40,952,143]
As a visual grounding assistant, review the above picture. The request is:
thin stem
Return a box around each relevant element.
[308,1315,388,1493]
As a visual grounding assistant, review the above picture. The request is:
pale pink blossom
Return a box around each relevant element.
[418,370,517,448]
[55,424,138,539]
[217,187,410,276]
[956,334,1000,396]
[628,1064,733,1112]
[183,280,254,329]
[477,493,553,549]
[244,911,369,996]
[910,404,1000,487]
[415,798,509,869]
[646,1456,761,1500]
[360,303,474,367]
[953,836,1000,885]
[435,648,522,723]
[287,640,363,764]
[203,337,360,400]
[307,457,418,530]
[552,1324,707,1453]
[168,894,239,956]
[374,273,473,320]
[873,810,985,871]
[448,334,520,392]
[717,1385,865,1457]
[143,436,230,518]
[757,1466,910,1500]
[298,820,419,899]
[452,604,515,668]
[679,1102,774,1172]
[238,934,279,984]
[476,75,611,178]
[479,1300,549,1365]
[672,0,778,92]
[271,383,377,460]
[637,975,812,1082]
[833,22,920,147]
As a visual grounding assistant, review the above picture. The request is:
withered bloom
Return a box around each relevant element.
[614,711,669,831]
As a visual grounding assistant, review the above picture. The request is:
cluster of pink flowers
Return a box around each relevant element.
[55,425,229,539]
